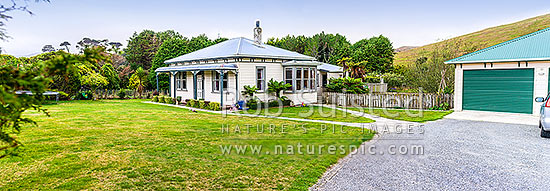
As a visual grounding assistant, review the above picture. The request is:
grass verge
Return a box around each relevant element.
[1,100,374,190]
[239,106,375,123]
[343,107,453,122]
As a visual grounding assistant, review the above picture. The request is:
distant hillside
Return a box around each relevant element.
[395,46,418,53]
[395,14,550,66]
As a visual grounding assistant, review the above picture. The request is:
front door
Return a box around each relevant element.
[197,73,204,100]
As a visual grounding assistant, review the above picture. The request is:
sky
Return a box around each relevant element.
[0,0,549,57]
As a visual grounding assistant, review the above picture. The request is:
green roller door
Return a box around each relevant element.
[463,69,533,114]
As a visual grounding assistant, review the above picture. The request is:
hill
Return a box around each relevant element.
[395,13,550,66]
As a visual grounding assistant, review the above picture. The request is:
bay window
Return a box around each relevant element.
[285,68,293,91]
[283,66,317,92]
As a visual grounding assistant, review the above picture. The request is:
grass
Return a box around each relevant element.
[343,107,453,123]
[395,14,550,66]
[0,100,374,190]
[238,106,375,123]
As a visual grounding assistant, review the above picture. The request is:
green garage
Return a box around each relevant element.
[462,69,534,114]
[446,28,550,115]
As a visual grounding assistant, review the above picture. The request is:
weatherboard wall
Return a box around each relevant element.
[168,61,318,105]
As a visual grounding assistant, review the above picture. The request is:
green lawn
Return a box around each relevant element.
[343,107,453,122]
[1,100,373,190]
[238,106,375,123]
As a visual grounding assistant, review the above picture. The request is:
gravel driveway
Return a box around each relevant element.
[312,119,550,190]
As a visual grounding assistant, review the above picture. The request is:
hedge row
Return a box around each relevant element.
[187,99,221,111]
[152,96,175,104]
[151,96,221,111]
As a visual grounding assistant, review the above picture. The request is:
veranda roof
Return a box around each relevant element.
[155,63,238,73]
[318,63,343,73]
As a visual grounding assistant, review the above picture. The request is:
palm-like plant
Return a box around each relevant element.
[347,61,368,78]
[129,67,148,97]
[242,85,258,99]
[267,79,292,98]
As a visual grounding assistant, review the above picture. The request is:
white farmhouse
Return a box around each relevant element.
[155,21,342,107]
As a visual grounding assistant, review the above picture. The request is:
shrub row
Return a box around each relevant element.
[152,96,175,104]
[247,98,292,110]
[187,99,221,111]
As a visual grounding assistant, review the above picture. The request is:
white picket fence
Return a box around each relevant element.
[322,92,453,109]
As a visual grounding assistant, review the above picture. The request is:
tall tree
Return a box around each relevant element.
[148,36,190,90]
[76,37,108,52]
[59,41,71,53]
[41,44,55,52]
[267,35,309,54]
[101,63,120,89]
[124,30,164,70]
[108,42,123,54]
[404,39,479,93]
[305,32,352,65]
[351,35,394,73]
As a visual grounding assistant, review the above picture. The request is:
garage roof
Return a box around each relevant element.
[445,28,550,64]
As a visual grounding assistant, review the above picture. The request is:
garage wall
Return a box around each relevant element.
[455,61,550,115]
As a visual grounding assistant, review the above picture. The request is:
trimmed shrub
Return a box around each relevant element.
[209,102,221,111]
[247,99,258,110]
[199,100,207,109]
[187,99,198,108]
[152,96,159,102]
[164,97,172,104]
[168,98,175,104]
[268,100,280,108]
[158,96,165,103]
[176,96,182,104]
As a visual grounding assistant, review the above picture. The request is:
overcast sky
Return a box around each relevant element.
[1,0,549,57]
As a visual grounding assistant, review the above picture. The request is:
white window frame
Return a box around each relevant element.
[176,72,187,91]
[212,71,228,92]
[256,66,266,92]
[283,66,317,93]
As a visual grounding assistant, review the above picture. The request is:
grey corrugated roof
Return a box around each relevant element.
[282,60,324,66]
[155,63,238,72]
[164,37,314,64]
[318,63,343,73]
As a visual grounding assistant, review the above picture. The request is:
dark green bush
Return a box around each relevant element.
[152,96,159,102]
[117,89,127,99]
[268,100,280,107]
[158,96,165,103]
[176,96,182,103]
[326,77,369,94]
[247,99,258,110]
